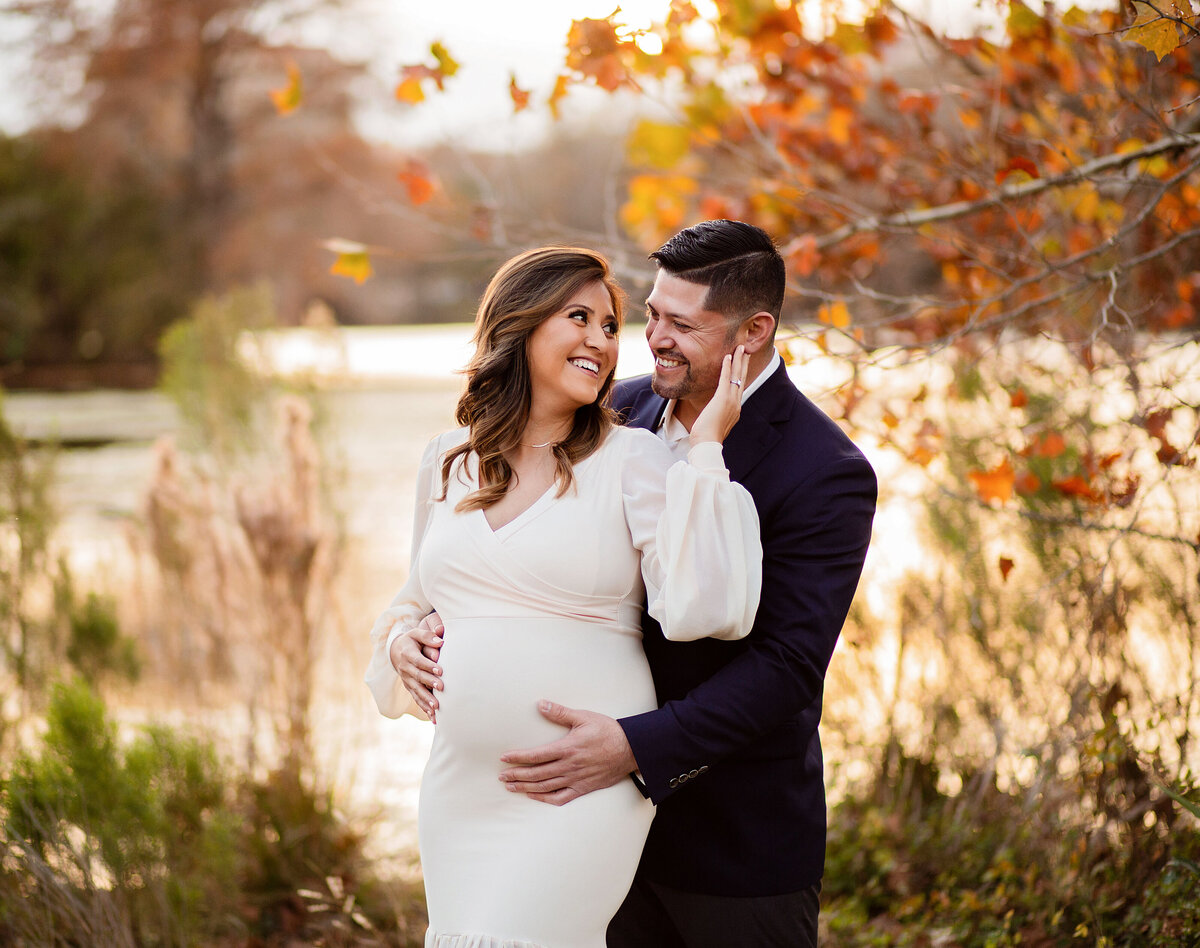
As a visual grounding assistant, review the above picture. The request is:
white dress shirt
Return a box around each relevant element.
[656,349,782,458]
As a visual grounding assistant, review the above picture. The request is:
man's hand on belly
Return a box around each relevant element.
[499,702,638,806]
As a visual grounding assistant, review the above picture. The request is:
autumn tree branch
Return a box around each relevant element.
[814,131,1200,250]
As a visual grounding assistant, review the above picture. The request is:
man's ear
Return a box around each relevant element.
[739,312,776,354]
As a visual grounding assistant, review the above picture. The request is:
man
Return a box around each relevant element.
[402,220,876,946]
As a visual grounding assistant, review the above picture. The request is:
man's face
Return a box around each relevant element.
[644,271,737,404]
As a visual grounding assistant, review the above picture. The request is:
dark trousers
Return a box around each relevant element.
[607,876,821,948]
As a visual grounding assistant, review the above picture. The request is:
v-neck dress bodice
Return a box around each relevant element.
[366,425,761,948]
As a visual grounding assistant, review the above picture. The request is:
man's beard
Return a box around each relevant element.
[651,360,695,401]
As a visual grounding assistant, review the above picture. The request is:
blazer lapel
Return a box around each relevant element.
[724,363,793,484]
[619,363,794,482]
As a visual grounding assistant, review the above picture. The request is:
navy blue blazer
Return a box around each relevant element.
[614,362,877,897]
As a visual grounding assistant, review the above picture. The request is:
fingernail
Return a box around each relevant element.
[539,700,552,712]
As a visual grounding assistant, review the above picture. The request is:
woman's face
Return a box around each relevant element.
[525,280,620,417]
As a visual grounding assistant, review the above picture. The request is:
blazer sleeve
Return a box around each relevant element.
[363,434,442,719]
[619,452,877,804]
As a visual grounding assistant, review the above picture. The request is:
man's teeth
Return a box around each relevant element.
[569,358,599,374]
[656,357,684,368]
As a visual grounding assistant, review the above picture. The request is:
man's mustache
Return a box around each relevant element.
[652,350,689,366]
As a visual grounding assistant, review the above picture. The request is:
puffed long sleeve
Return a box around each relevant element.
[621,430,762,642]
[364,435,441,718]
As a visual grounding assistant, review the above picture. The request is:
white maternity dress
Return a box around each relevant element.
[366,425,761,948]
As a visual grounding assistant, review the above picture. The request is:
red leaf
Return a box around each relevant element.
[996,155,1040,184]
[1015,470,1041,495]
[1144,408,1173,441]
[999,556,1015,582]
[1052,474,1099,502]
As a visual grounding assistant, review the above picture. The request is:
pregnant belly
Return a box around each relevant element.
[432,615,656,758]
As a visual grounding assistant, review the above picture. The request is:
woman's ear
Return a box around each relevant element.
[739,312,776,354]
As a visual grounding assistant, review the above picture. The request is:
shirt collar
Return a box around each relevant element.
[658,348,781,443]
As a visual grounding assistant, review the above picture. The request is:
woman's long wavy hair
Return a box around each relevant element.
[440,247,625,512]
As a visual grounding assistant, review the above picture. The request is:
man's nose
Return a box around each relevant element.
[646,320,671,350]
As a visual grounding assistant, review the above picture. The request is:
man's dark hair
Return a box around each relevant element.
[649,220,786,330]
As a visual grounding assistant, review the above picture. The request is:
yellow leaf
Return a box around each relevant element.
[831,22,869,55]
[430,41,459,77]
[324,239,373,285]
[269,61,303,115]
[620,174,697,247]
[818,300,851,329]
[627,120,690,170]
[395,76,425,104]
[1062,6,1090,28]
[1007,1,1043,38]
[1124,1,1182,60]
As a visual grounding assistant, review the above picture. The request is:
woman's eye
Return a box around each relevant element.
[603,321,619,336]
[568,310,588,322]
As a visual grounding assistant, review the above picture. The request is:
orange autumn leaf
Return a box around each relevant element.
[785,234,821,277]
[269,61,303,115]
[827,107,854,146]
[395,76,425,104]
[999,556,1015,582]
[509,74,531,112]
[566,17,628,92]
[548,74,571,119]
[818,300,852,330]
[968,458,1015,505]
[1032,431,1067,458]
[397,160,436,205]
[1009,387,1029,408]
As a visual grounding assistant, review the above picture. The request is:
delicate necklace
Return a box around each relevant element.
[520,439,556,448]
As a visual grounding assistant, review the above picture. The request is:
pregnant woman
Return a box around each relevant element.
[365,247,761,948]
